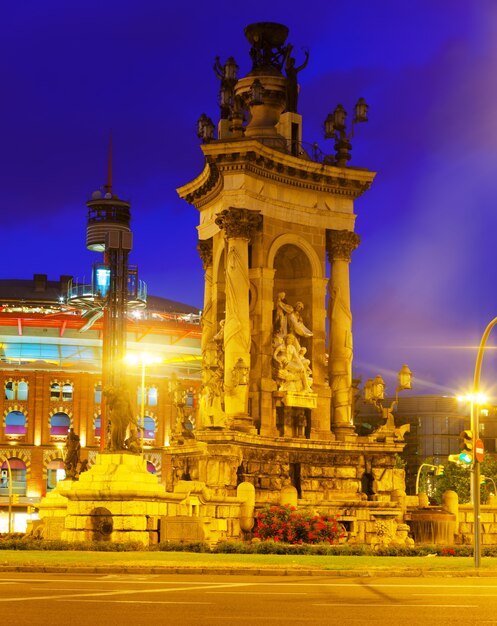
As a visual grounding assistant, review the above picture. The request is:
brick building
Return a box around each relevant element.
[0,274,201,531]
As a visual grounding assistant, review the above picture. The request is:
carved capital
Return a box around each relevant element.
[326,230,360,262]
[197,238,213,269]
[215,208,262,240]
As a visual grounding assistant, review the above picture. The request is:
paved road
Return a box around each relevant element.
[1,573,497,625]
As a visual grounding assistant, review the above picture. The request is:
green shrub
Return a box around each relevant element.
[153,541,209,553]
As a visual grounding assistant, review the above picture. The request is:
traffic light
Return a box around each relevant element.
[459,430,474,464]
[449,430,474,465]
[448,431,473,465]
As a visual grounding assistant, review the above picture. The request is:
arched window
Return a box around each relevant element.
[50,412,70,437]
[143,416,155,440]
[94,415,101,438]
[146,461,157,474]
[5,382,14,401]
[1,458,27,496]
[50,381,73,401]
[17,381,28,401]
[50,382,61,400]
[62,383,73,401]
[147,386,158,406]
[5,410,27,436]
[4,380,28,401]
[47,459,65,491]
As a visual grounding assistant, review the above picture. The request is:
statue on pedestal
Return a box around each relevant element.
[103,386,140,452]
[273,293,313,392]
[64,428,81,479]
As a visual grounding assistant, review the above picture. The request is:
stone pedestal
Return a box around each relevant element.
[57,452,169,546]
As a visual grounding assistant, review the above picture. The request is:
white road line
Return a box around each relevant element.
[1,577,497,590]
[314,603,478,608]
[0,581,253,603]
[61,599,213,604]
[206,591,308,595]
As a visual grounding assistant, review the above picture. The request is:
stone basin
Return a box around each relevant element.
[408,508,456,545]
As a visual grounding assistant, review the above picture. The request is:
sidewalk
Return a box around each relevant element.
[1,551,497,577]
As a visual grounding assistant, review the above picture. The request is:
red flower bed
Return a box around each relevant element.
[254,504,345,544]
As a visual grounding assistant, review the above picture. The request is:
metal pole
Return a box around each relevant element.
[1,456,13,533]
[471,315,497,569]
[141,360,146,453]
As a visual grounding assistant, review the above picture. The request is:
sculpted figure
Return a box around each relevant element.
[64,428,81,479]
[103,386,139,452]
[275,334,313,392]
[284,45,309,113]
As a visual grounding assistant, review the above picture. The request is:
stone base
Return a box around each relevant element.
[56,452,169,546]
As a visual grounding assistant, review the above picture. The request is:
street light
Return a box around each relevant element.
[125,352,162,451]
[0,456,13,533]
[323,98,369,166]
[415,462,444,497]
[465,315,497,568]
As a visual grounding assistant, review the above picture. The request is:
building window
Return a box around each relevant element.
[94,384,102,404]
[17,381,28,401]
[1,458,27,497]
[185,389,195,408]
[5,410,27,436]
[5,382,14,400]
[4,380,28,401]
[148,387,158,406]
[50,412,70,437]
[50,381,73,401]
[62,383,73,401]
[94,415,101,438]
[47,459,65,492]
[143,416,156,440]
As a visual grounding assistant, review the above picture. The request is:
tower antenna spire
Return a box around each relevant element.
[104,130,113,194]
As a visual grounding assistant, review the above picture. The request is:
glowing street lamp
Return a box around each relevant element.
[460,314,497,569]
[125,352,162,451]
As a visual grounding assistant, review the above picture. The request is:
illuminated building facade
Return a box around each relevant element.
[0,273,201,531]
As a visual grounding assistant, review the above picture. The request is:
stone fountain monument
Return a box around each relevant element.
[37,23,412,548]
[174,22,411,546]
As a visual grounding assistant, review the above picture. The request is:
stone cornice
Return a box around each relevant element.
[177,139,376,209]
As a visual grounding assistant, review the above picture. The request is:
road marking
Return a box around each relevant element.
[206,591,308,595]
[314,603,478,608]
[61,599,213,604]
[0,581,252,603]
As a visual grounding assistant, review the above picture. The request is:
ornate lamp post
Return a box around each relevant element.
[324,97,369,166]
[364,366,413,434]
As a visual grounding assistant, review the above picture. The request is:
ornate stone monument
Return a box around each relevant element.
[175,22,411,546]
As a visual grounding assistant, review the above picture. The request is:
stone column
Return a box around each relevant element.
[215,208,262,422]
[197,239,214,356]
[326,229,360,440]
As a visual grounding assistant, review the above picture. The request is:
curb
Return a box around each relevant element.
[1,565,497,577]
